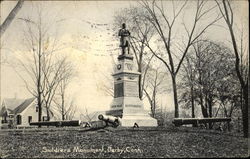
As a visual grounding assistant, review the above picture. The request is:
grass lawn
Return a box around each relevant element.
[0,126,248,158]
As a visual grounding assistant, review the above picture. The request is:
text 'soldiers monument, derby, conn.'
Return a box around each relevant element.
[105,23,157,127]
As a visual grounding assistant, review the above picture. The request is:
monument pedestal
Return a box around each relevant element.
[106,54,157,127]
[121,115,158,127]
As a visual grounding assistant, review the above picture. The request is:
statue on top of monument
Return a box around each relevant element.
[118,23,130,55]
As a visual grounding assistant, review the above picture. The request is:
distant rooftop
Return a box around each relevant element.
[13,97,36,114]
[1,98,25,111]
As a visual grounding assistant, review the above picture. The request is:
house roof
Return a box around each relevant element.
[1,97,54,117]
[13,97,36,114]
[1,98,25,114]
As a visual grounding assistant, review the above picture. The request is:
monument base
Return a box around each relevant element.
[107,96,158,127]
[120,114,158,127]
[105,110,158,127]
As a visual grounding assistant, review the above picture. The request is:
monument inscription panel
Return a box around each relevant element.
[114,83,124,98]
[111,104,122,108]
[125,81,138,97]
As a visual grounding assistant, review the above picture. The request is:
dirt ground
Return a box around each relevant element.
[0,126,248,158]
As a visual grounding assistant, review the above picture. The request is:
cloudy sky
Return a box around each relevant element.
[0,0,248,118]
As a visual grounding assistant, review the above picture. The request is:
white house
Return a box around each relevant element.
[0,97,52,128]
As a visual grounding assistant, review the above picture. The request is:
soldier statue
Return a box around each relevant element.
[118,23,130,55]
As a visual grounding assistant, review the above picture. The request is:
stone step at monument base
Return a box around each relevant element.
[120,115,158,127]
[105,109,123,117]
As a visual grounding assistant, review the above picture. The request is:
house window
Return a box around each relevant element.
[16,115,22,125]
[42,116,48,121]
[36,106,39,112]
[28,116,32,123]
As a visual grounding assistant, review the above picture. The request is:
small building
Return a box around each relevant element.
[0,97,52,128]
[0,98,24,128]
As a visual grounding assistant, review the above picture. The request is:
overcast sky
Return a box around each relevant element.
[0,0,248,118]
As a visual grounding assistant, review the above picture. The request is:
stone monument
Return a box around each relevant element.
[105,23,158,127]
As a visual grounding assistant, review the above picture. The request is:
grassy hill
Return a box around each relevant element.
[0,126,248,158]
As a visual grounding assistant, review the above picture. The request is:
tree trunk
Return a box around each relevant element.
[219,0,248,137]
[153,97,156,118]
[208,97,213,129]
[201,105,209,118]
[0,0,24,36]
[171,75,179,118]
[61,93,65,121]
[242,86,248,138]
[190,85,197,127]
[227,121,231,132]
[191,86,195,118]
[46,108,50,121]
[150,100,154,118]
[62,106,65,121]
[138,49,143,100]
[37,25,42,127]
[37,97,42,121]
[138,74,143,100]
[200,94,208,118]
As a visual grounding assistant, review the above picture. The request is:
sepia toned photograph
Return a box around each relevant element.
[0,0,249,158]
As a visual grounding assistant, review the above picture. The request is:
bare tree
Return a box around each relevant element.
[191,40,223,121]
[178,55,196,119]
[53,66,76,121]
[141,0,222,118]
[0,0,24,36]
[179,40,239,129]
[216,73,241,131]
[15,4,68,123]
[54,97,76,121]
[41,57,74,121]
[217,83,240,119]
[215,0,248,138]
[144,64,167,118]
[155,104,168,126]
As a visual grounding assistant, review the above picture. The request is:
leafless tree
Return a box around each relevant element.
[179,40,239,129]
[15,4,69,123]
[53,66,76,121]
[41,57,75,121]
[178,55,196,119]
[141,0,222,118]
[144,64,167,118]
[54,97,76,121]
[216,76,241,131]
[215,0,248,138]
[0,0,24,36]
